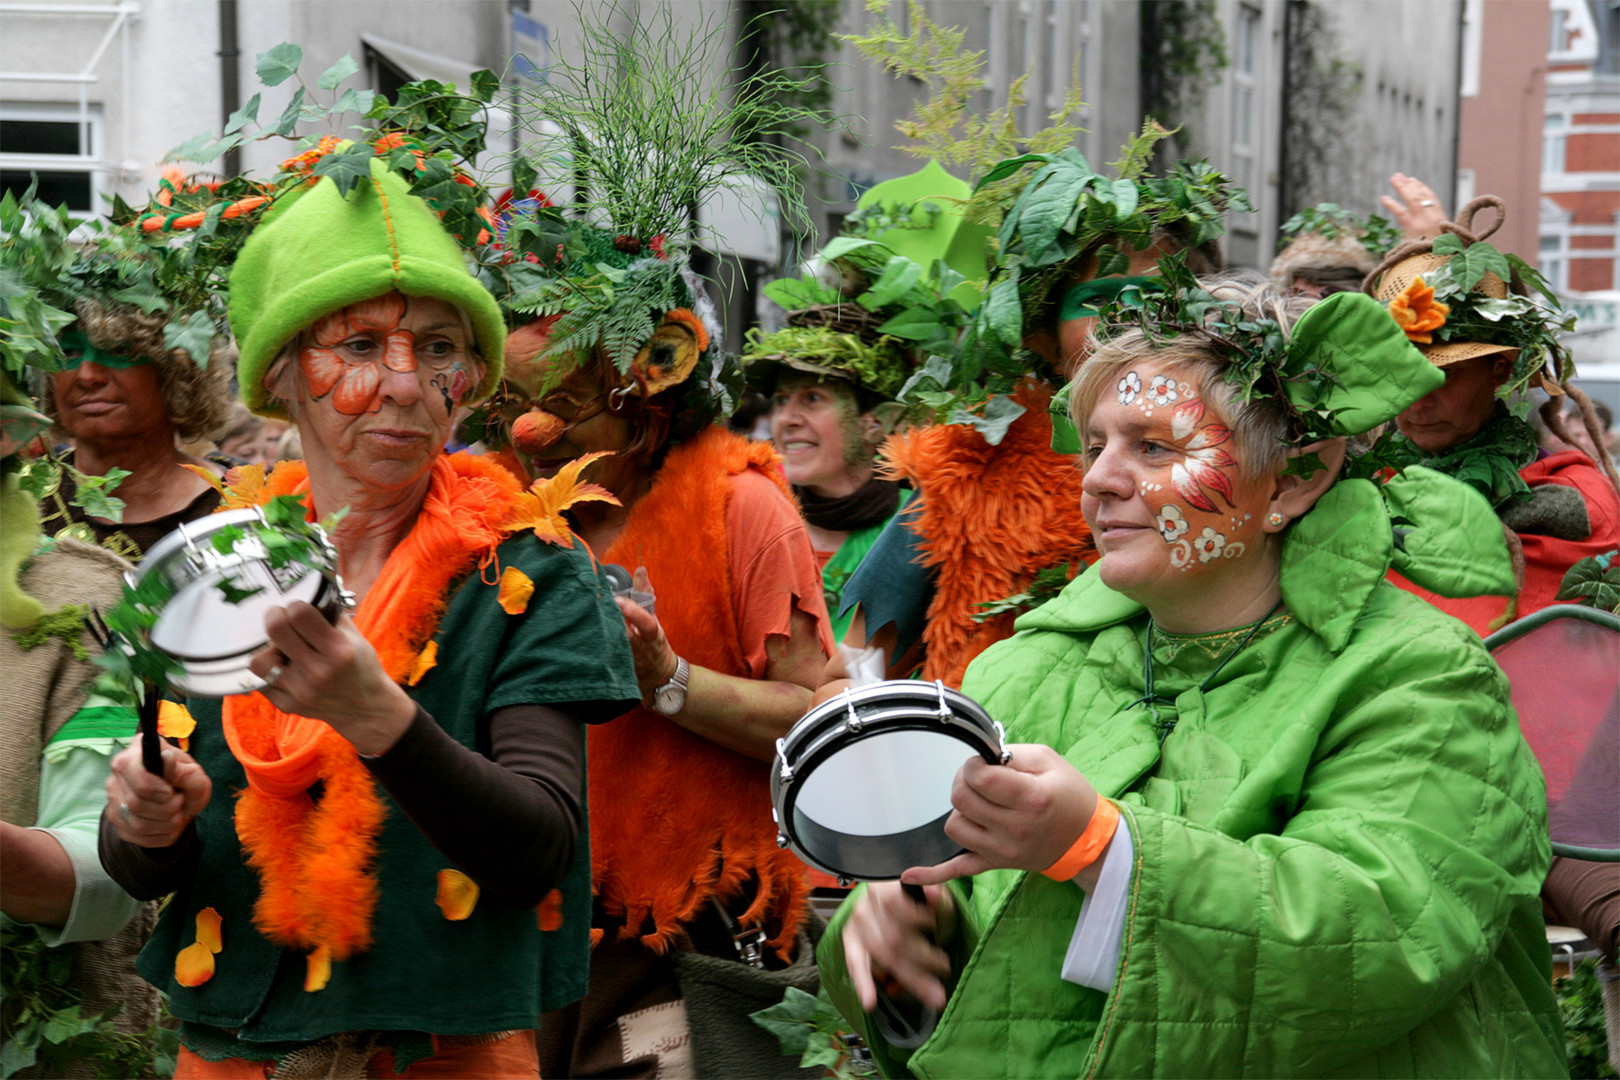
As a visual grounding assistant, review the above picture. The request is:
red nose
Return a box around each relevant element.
[511,409,567,455]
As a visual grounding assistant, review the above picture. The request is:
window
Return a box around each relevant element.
[0,106,103,213]
[1549,7,1568,53]
[1230,5,1261,206]
[1544,113,1567,174]
[1540,232,1568,292]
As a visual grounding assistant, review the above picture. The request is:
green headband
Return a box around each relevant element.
[1059,276,1161,321]
[56,328,151,371]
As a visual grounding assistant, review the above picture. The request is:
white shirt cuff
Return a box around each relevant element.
[1059,817,1134,992]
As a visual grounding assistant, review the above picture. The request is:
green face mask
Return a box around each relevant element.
[56,328,149,371]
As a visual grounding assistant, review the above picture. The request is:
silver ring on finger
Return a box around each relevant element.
[1418,199,1435,207]
[263,663,284,687]
[119,801,133,823]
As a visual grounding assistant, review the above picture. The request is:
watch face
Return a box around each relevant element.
[655,684,686,714]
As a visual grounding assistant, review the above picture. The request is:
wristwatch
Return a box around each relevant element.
[651,656,691,715]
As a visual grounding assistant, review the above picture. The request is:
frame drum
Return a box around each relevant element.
[128,508,349,697]
[772,680,1010,883]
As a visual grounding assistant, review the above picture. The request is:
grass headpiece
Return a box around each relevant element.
[743,161,977,410]
[477,3,833,456]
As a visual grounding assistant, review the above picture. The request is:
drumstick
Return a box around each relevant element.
[137,682,164,775]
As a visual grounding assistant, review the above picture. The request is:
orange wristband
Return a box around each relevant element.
[1042,797,1121,881]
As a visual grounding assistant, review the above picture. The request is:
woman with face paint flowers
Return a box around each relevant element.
[818,279,1566,1079]
[98,162,639,1079]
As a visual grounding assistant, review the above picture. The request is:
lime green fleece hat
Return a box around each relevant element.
[229,159,505,418]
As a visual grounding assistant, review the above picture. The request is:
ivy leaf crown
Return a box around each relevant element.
[1277,203,1400,259]
[1092,256,1344,449]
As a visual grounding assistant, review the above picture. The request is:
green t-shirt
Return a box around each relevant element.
[139,531,638,1048]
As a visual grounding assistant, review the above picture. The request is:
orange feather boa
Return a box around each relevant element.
[220,453,520,962]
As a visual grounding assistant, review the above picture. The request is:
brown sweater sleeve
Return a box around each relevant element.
[100,702,597,908]
[362,703,586,907]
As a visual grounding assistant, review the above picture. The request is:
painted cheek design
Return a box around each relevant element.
[430,362,473,417]
[300,295,418,415]
[1138,393,1253,573]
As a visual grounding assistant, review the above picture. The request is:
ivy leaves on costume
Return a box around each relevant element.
[1355,406,1539,510]
[1556,552,1620,614]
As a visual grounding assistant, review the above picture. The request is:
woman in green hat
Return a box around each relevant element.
[99,161,639,1079]
[818,280,1565,1079]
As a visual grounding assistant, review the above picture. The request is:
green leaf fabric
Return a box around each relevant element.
[1283,292,1443,437]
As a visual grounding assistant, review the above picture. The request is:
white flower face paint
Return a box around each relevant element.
[1117,371,1142,405]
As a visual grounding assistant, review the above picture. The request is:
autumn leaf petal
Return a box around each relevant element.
[179,463,227,498]
[408,640,439,686]
[220,463,270,509]
[158,701,197,741]
[537,888,564,932]
[505,451,623,548]
[497,567,535,615]
[193,907,223,954]
[436,869,480,921]
[175,941,216,987]
[304,946,331,992]
[1171,463,1219,513]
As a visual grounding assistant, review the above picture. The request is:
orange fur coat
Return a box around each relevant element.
[881,379,1096,687]
[590,427,809,959]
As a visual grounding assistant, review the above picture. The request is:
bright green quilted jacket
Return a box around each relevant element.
[820,472,1567,1078]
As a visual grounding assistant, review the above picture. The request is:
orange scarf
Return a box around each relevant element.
[220,453,520,963]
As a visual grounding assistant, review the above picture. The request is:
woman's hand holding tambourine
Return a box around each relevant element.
[247,601,415,756]
[106,742,212,848]
[902,743,1101,886]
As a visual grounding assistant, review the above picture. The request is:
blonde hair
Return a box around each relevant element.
[1068,277,1313,482]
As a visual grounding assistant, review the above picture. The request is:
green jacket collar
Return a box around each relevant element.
[1019,466,1513,652]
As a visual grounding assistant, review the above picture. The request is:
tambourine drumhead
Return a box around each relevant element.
[773,680,1008,883]
[130,508,345,698]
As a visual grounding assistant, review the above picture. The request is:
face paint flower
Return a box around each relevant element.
[1193,526,1227,562]
[1156,503,1189,542]
[1117,371,1142,405]
[1168,398,1238,513]
[299,293,417,415]
[1146,375,1179,408]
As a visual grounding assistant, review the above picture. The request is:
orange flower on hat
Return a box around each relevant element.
[1388,276,1450,344]
[281,135,342,175]
[372,132,427,170]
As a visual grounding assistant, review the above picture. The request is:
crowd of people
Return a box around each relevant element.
[3,25,1619,1080]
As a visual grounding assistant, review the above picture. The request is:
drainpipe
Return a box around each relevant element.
[219,0,240,176]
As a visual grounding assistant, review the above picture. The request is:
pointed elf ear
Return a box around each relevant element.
[632,309,709,395]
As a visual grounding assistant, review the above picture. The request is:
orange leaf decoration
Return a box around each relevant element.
[663,308,710,353]
[195,907,223,954]
[408,640,439,686]
[158,701,197,751]
[496,567,535,615]
[182,462,270,510]
[436,869,480,921]
[304,945,332,992]
[537,888,564,932]
[1387,276,1450,344]
[174,941,215,987]
[504,451,622,549]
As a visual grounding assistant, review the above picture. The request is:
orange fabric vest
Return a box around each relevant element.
[881,378,1097,688]
[591,427,809,958]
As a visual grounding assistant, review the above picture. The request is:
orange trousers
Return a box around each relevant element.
[174,1030,539,1079]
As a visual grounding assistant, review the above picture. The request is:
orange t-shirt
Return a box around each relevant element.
[723,468,836,676]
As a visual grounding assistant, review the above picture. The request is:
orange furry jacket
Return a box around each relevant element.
[881,379,1096,688]
[590,427,809,959]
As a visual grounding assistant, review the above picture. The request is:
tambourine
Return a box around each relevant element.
[127,507,352,697]
[772,679,1011,885]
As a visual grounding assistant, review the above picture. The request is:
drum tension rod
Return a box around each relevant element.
[843,687,863,733]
